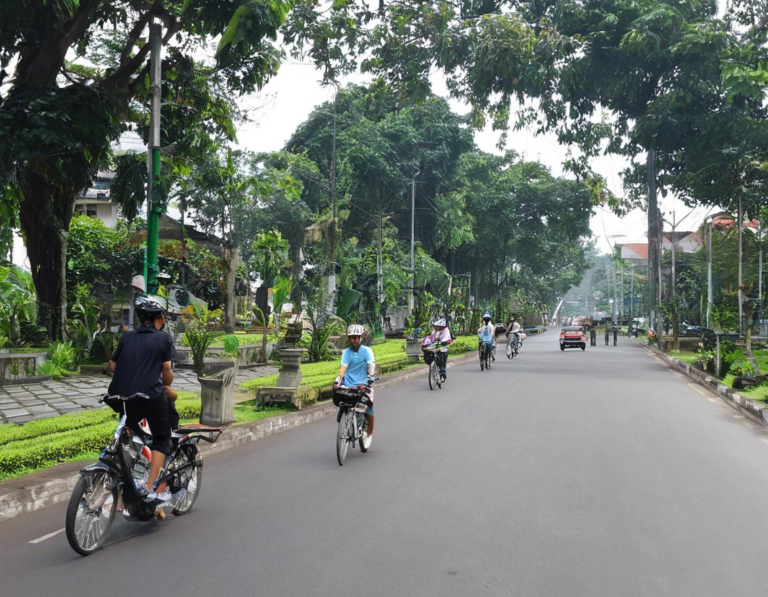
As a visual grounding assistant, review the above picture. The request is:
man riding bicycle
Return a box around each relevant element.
[108,296,174,502]
[421,318,454,382]
[333,324,376,449]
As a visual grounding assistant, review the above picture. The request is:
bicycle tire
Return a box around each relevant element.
[171,450,202,516]
[65,472,117,556]
[506,341,513,359]
[337,409,350,466]
[429,361,436,390]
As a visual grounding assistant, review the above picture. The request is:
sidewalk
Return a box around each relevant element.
[0,366,279,425]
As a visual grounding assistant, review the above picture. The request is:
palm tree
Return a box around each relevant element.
[250,231,289,329]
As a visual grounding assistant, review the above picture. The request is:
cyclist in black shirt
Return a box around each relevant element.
[108,297,174,500]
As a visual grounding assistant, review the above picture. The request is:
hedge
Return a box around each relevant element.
[0,392,202,481]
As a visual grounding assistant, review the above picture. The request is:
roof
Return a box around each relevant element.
[621,243,649,261]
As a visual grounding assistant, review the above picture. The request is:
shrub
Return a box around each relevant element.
[36,359,63,380]
[48,340,78,371]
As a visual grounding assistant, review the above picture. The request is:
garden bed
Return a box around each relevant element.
[0,391,289,481]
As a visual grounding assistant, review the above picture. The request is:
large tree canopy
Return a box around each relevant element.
[0,0,292,337]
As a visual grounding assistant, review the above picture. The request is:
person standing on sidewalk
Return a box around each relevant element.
[604,323,610,346]
[590,325,597,347]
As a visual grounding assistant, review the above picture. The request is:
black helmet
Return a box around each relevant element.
[135,296,165,324]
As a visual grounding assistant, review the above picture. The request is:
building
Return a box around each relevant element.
[74,171,119,227]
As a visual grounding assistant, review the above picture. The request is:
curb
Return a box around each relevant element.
[0,349,479,524]
[638,341,768,428]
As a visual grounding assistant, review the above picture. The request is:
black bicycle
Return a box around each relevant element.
[65,393,221,556]
[479,340,493,371]
[333,387,372,466]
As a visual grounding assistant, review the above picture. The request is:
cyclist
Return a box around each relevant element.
[421,318,454,382]
[477,312,495,364]
[108,296,174,502]
[506,318,522,354]
[333,324,376,449]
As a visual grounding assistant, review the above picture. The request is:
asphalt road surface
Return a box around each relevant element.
[3,333,768,597]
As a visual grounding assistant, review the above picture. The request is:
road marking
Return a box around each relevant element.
[29,528,65,544]
[732,415,745,419]
[708,398,717,402]
[687,384,707,397]
[759,438,768,445]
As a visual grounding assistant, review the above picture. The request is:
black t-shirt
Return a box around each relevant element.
[108,325,173,399]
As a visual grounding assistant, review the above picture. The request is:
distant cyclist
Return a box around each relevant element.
[477,312,495,362]
[422,318,454,382]
[506,318,522,354]
[333,324,376,449]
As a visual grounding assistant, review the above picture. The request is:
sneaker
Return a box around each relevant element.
[145,488,172,503]
[361,431,373,450]
[440,372,446,382]
[154,508,166,521]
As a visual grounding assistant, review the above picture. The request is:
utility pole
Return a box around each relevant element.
[408,170,419,312]
[738,191,744,335]
[144,20,164,296]
[326,87,338,312]
[707,217,713,328]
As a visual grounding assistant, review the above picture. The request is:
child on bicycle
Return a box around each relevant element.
[421,318,453,382]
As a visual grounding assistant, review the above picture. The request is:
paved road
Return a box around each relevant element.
[3,334,768,596]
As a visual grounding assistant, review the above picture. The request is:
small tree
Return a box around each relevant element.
[185,304,220,379]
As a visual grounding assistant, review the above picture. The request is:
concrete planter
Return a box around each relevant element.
[0,352,48,384]
[276,348,306,387]
[405,339,422,363]
[199,362,239,426]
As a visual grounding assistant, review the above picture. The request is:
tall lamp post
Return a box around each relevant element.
[661,207,696,349]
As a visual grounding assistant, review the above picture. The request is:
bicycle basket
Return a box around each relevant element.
[333,388,360,407]
[423,350,435,365]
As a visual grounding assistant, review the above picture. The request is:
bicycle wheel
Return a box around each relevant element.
[479,348,485,371]
[170,449,203,516]
[337,409,351,466]
[506,341,513,359]
[358,413,370,453]
[428,361,437,390]
[65,472,117,556]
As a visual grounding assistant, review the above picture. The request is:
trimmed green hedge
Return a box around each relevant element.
[0,392,203,481]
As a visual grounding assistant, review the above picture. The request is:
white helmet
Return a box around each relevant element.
[482,312,492,321]
[347,324,365,337]
[432,318,446,327]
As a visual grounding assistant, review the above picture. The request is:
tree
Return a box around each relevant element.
[250,231,290,326]
[0,0,292,338]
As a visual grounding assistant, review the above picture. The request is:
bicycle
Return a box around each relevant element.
[506,333,520,359]
[65,393,221,556]
[478,340,492,371]
[422,342,448,390]
[333,386,372,466]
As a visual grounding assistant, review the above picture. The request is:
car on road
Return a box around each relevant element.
[559,326,586,351]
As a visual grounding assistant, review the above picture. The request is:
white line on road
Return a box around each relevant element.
[687,384,708,397]
[29,528,65,544]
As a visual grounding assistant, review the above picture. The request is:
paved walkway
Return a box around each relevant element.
[0,366,278,425]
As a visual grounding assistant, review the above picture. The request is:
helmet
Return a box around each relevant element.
[482,312,491,321]
[432,318,446,327]
[347,324,365,337]
[135,296,165,324]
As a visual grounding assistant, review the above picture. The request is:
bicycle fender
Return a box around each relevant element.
[80,461,113,476]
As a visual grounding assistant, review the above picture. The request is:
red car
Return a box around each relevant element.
[559,326,587,351]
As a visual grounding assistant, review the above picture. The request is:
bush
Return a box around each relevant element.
[0,392,202,480]
[48,340,78,371]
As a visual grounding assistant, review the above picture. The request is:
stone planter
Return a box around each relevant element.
[199,362,238,426]
[276,348,306,387]
[405,338,423,363]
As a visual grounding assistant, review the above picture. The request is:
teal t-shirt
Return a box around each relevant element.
[341,345,375,386]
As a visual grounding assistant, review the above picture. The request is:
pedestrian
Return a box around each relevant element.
[590,326,596,346]
[604,324,610,346]
[613,325,618,346]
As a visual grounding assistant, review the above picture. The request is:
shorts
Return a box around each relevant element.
[126,395,172,456]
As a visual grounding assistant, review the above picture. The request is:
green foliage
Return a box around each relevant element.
[305,306,343,363]
[185,305,220,378]
[0,265,37,345]
[250,230,290,286]
[222,334,241,359]
[47,341,77,371]
[36,359,63,380]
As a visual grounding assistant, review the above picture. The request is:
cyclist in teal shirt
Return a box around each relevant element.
[333,324,376,449]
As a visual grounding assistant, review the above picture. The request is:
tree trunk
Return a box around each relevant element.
[646,147,663,350]
[222,244,239,333]
[18,165,78,340]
